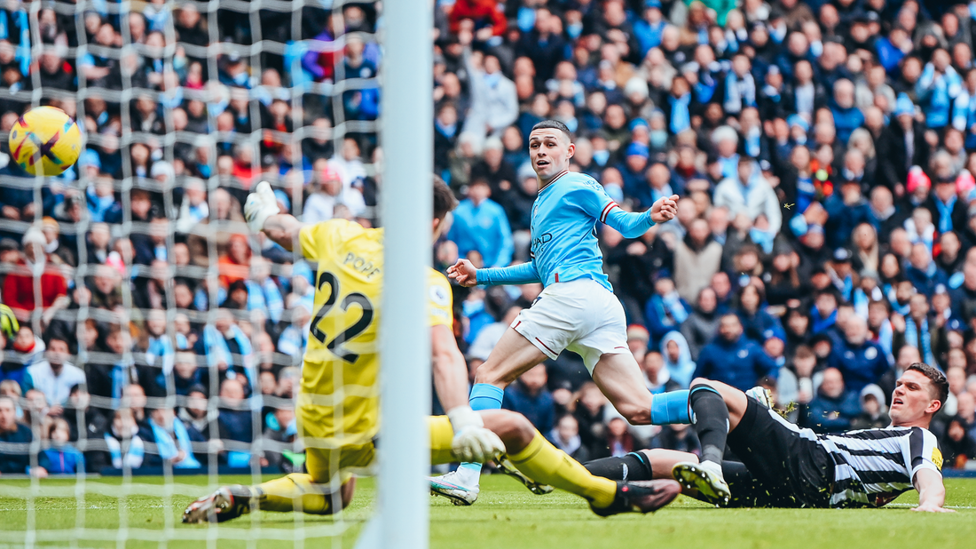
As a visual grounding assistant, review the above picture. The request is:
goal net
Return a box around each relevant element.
[0,0,429,546]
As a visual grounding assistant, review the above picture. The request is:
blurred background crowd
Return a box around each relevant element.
[4,0,976,476]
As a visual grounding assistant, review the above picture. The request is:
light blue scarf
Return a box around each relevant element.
[150,418,201,468]
[905,316,935,366]
[935,195,957,233]
[669,94,691,134]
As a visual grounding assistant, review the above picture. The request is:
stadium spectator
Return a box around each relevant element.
[447,178,514,268]
[851,384,891,431]
[0,395,36,475]
[660,332,695,390]
[502,364,555,435]
[805,367,861,433]
[547,414,590,463]
[24,334,85,407]
[673,218,722,303]
[2,229,68,320]
[38,418,85,474]
[694,313,778,392]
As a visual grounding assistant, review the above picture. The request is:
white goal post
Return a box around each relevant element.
[378,1,433,549]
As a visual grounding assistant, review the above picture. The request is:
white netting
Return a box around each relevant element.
[0,0,381,545]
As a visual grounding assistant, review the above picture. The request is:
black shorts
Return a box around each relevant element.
[722,398,834,508]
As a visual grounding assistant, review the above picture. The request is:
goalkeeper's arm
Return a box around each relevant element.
[245,181,305,251]
[432,323,504,463]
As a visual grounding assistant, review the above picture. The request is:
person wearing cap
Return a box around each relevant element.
[619,141,651,195]
[713,155,783,234]
[826,248,855,302]
[634,0,666,58]
[447,178,514,268]
[877,93,930,191]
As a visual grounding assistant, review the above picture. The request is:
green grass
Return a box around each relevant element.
[0,475,974,548]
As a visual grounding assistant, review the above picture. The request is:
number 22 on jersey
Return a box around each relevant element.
[309,271,375,363]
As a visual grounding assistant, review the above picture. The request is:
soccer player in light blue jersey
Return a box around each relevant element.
[431,120,688,505]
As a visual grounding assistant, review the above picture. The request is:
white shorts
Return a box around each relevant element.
[511,278,629,373]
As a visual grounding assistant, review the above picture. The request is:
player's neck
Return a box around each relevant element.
[539,169,569,191]
[891,417,931,430]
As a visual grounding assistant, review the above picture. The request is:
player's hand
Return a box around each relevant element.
[447,259,478,287]
[649,194,679,224]
[447,406,505,463]
[244,181,280,233]
[912,503,955,513]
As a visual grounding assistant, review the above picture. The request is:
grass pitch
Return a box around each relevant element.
[1,475,974,549]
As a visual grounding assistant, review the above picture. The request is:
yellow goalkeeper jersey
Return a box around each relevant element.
[296,219,453,448]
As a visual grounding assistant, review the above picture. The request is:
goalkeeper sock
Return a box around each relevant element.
[510,430,617,509]
[583,452,653,481]
[457,383,504,483]
[254,474,335,515]
[689,384,728,465]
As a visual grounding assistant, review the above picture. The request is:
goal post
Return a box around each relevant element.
[378,0,434,548]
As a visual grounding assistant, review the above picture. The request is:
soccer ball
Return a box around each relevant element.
[8,106,82,176]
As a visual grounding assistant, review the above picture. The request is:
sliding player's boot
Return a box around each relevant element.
[746,386,773,409]
[182,485,255,523]
[495,455,554,495]
[672,461,731,507]
[429,470,480,506]
[590,480,682,517]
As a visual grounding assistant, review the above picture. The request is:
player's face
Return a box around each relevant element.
[890,370,941,426]
[528,129,575,182]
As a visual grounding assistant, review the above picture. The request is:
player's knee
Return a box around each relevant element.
[690,378,713,389]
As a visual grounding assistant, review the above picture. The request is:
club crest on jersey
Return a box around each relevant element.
[864,347,878,360]
[738,349,749,359]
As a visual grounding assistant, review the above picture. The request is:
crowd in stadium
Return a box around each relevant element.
[3,0,976,476]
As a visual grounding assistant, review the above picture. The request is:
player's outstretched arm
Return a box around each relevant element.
[913,468,954,512]
[244,182,305,252]
[448,258,541,287]
[432,323,504,462]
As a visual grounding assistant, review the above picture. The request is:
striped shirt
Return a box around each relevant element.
[821,426,942,508]
[768,410,942,508]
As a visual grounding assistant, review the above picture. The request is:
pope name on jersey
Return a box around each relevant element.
[298,219,453,451]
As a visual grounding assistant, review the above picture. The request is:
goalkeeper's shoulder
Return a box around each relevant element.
[427,268,453,327]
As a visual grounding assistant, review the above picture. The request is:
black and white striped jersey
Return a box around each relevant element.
[819,426,943,508]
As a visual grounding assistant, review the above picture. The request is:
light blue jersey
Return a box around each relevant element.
[476,171,656,292]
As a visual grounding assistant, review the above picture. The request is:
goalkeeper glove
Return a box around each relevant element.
[447,406,505,463]
[244,181,280,233]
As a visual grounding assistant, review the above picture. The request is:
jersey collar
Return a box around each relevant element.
[539,170,569,192]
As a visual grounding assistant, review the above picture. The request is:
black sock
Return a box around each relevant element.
[583,452,653,481]
[690,385,729,465]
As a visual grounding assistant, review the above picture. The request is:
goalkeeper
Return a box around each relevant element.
[182,178,679,523]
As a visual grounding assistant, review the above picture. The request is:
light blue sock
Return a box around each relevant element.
[650,389,691,425]
[459,384,504,478]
